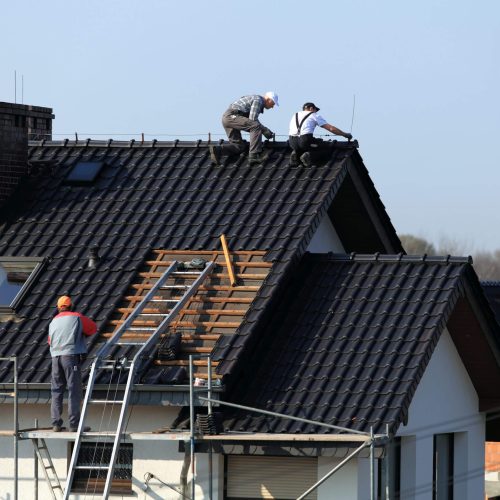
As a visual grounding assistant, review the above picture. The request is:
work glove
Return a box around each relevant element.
[262,127,274,140]
[344,133,353,141]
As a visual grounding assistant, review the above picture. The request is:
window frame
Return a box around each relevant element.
[68,441,133,495]
[0,256,45,313]
[433,433,454,500]
[64,161,106,185]
[378,436,401,500]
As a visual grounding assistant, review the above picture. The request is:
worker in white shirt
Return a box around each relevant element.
[288,102,352,167]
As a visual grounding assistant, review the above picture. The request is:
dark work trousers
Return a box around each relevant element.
[289,134,324,161]
[221,109,263,155]
[51,354,82,428]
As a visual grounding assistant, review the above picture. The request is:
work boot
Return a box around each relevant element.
[300,152,312,167]
[289,151,299,167]
[209,145,221,166]
[52,425,62,432]
[248,153,265,166]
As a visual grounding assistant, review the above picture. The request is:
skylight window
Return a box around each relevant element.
[0,257,44,311]
[65,161,105,185]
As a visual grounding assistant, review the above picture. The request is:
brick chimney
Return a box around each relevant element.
[0,102,54,208]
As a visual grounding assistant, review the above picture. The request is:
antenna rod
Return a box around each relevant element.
[350,94,356,134]
[14,71,17,103]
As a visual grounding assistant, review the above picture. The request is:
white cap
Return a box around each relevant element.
[265,91,279,106]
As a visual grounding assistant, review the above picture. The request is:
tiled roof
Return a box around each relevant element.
[223,254,500,435]
[0,140,401,385]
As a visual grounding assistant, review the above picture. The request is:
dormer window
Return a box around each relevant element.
[0,257,45,313]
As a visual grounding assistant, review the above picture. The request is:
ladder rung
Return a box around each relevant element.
[160,285,190,289]
[126,327,156,331]
[90,399,124,404]
[115,342,145,346]
[99,364,129,370]
[75,465,110,470]
[149,299,179,303]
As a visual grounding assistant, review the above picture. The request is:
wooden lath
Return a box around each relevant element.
[96,249,271,381]
[220,234,236,286]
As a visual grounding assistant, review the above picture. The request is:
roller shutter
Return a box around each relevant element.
[226,455,317,499]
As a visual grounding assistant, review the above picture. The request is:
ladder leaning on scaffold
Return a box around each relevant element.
[63,260,215,499]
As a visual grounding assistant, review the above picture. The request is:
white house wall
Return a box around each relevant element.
[0,404,225,499]
[317,456,358,499]
[397,328,485,500]
[306,215,344,253]
[0,334,486,499]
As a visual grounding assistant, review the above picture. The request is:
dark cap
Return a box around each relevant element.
[302,102,320,111]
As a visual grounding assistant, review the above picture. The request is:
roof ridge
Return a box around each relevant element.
[28,139,359,150]
[310,252,473,265]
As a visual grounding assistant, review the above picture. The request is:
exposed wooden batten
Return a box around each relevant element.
[98,249,271,384]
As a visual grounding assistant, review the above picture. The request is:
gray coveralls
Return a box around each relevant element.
[49,311,96,428]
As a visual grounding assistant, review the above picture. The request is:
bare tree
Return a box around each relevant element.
[471,250,500,281]
[399,234,436,255]
[436,236,471,256]
[399,233,500,281]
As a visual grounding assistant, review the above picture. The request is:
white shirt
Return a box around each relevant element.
[289,111,327,136]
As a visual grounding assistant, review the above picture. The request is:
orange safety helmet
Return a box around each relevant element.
[57,295,72,309]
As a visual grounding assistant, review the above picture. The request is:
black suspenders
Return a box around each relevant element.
[295,111,314,136]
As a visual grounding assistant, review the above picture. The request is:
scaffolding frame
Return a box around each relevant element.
[0,356,18,500]
[0,353,389,500]
[190,355,389,500]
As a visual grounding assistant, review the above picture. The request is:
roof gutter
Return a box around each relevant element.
[0,383,223,406]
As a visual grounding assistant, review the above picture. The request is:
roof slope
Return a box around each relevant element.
[0,140,400,384]
[223,254,500,435]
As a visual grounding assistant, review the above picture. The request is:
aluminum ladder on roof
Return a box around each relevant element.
[63,260,215,499]
[31,437,63,500]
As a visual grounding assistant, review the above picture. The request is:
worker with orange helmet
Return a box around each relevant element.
[48,295,97,432]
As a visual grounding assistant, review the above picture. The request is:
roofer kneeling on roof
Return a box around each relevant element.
[48,295,97,432]
[289,102,352,167]
[210,92,278,167]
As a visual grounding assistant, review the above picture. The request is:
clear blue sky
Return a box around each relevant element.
[2,0,499,252]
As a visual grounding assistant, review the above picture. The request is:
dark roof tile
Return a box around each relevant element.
[223,253,500,434]
[0,141,401,387]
